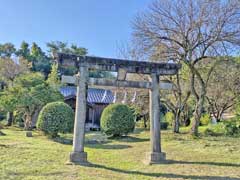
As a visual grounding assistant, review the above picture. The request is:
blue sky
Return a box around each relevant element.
[0,0,150,58]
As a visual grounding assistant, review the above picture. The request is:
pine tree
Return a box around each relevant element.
[47,63,60,90]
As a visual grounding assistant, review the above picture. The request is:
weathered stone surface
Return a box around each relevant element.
[72,67,88,158]
[69,151,88,164]
[26,131,33,137]
[56,52,181,165]
[62,75,173,90]
[145,152,166,164]
[55,53,181,75]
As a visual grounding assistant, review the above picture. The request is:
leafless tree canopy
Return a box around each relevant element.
[133,0,240,135]
[133,0,240,63]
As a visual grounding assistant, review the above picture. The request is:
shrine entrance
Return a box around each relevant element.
[55,53,181,164]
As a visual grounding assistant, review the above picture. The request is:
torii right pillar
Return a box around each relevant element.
[146,73,166,164]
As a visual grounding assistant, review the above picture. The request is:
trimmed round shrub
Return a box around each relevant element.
[200,113,211,126]
[37,102,74,138]
[101,104,135,136]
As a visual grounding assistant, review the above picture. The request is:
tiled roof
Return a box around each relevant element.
[60,86,114,104]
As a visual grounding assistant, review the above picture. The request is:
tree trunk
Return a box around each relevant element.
[6,112,13,126]
[189,64,206,136]
[173,110,180,133]
[24,113,32,130]
[31,109,41,128]
[191,95,204,136]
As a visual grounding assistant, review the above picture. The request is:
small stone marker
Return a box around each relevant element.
[26,131,33,137]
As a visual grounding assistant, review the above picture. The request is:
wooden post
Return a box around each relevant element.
[146,73,166,164]
[69,65,88,164]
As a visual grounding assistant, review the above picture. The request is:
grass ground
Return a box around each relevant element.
[0,126,240,180]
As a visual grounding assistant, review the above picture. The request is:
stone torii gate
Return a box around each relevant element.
[55,53,181,164]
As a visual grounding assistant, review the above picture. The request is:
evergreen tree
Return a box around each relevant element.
[47,63,60,90]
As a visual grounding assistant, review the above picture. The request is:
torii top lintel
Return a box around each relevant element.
[55,53,181,75]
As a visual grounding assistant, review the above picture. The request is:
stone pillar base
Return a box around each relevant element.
[144,152,166,165]
[69,151,88,164]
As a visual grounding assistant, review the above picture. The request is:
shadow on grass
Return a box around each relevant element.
[0,131,6,136]
[0,144,9,148]
[166,160,240,167]
[53,137,73,145]
[53,137,132,149]
[109,136,149,143]
[81,163,240,180]
[8,170,67,177]
[86,144,132,149]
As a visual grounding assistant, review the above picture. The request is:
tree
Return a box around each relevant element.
[47,41,88,76]
[0,43,16,58]
[0,87,21,126]
[161,64,191,133]
[14,73,63,130]
[46,41,87,56]
[205,58,240,121]
[133,0,240,135]
[18,84,63,130]
[16,41,31,60]
[30,43,51,75]
[0,57,29,125]
[46,63,60,90]
[0,58,29,84]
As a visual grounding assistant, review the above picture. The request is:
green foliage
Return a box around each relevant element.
[13,110,25,127]
[204,123,225,136]
[129,105,141,118]
[0,87,21,112]
[46,41,87,56]
[0,43,16,57]
[223,117,240,137]
[25,42,51,75]
[14,72,45,88]
[101,104,135,136]
[16,41,30,59]
[37,102,74,138]
[1,72,63,129]
[235,102,240,116]
[160,122,169,130]
[164,112,174,126]
[18,83,63,113]
[200,113,211,126]
[0,110,5,121]
[47,63,60,89]
[204,117,240,137]
[160,113,169,130]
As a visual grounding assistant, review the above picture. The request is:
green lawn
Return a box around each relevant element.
[0,127,240,180]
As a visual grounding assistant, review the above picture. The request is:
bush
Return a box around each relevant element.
[101,104,135,136]
[200,113,211,126]
[0,111,5,121]
[164,112,174,126]
[204,123,225,136]
[37,102,74,138]
[160,122,169,130]
[14,110,25,127]
[223,117,240,136]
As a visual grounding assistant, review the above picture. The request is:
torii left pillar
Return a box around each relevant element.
[146,73,166,164]
[69,65,88,164]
